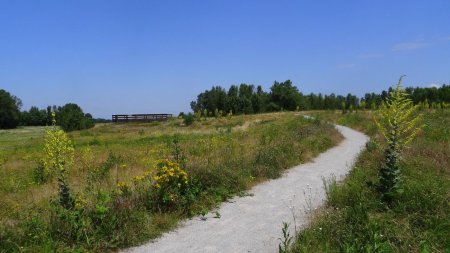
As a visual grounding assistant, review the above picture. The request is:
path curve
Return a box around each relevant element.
[125,124,369,253]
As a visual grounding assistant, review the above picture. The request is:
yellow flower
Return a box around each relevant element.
[152,160,189,192]
[75,195,87,210]
[133,175,145,182]
[117,181,130,190]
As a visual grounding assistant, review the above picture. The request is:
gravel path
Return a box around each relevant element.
[125,125,369,253]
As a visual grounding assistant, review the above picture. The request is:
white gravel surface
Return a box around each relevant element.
[125,124,369,253]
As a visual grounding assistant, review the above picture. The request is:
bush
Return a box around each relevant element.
[183,113,194,126]
[32,162,49,184]
[149,160,189,211]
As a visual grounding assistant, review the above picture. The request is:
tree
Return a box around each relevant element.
[19,106,54,126]
[345,93,359,110]
[46,106,53,125]
[190,86,228,114]
[0,89,21,129]
[19,110,31,126]
[80,113,95,129]
[28,106,47,125]
[252,85,268,113]
[269,80,302,111]
[57,103,94,132]
[226,85,240,114]
[324,93,338,110]
[189,81,450,118]
[238,84,255,114]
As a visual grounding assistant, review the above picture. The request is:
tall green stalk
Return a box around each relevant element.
[375,76,422,202]
[43,112,75,209]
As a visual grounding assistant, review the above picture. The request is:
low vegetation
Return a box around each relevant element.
[289,108,450,252]
[0,112,341,252]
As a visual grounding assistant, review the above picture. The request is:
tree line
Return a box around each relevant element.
[190,80,450,115]
[0,89,95,131]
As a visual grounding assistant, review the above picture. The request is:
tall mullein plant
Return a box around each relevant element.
[375,76,422,202]
[43,112,75,209]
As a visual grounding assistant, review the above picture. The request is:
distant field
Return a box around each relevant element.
[0,126,47,151]
[0,112,341,252]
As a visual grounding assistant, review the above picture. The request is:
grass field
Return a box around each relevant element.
[0,112,341,252]
[289,109,450,252]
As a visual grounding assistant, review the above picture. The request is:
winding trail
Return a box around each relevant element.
[125,125,369,253]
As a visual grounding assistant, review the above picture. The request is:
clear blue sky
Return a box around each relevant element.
[1,1,449,118]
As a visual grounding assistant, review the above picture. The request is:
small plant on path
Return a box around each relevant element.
[278,222,293,253]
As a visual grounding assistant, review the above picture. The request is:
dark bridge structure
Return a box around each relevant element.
[112,114,172,123]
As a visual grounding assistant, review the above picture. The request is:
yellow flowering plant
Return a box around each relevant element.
[43,112,74,177]
[43,112,75,209]
[374,76,423,202]
[151,160,189,207]
[74,194,87,211]
[117,181,131,196]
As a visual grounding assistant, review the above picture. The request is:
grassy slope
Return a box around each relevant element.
[0,112,341,252]
[290,110,450,253]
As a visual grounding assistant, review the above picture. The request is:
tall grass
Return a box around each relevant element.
[0,112,341,252]
[290,109,450,252]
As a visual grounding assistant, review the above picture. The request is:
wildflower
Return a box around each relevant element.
[75,195,87,210]
[151,160,189,204]
[43,113,75,209]
[133,175,145,182]
[117,181,130,194]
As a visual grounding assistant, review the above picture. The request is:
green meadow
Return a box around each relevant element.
[0,112,340,252]
[290,109,450,252]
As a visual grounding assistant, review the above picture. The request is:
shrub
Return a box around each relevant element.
[88,138,101,146]
[226,110,233,119]
[32,162,49,184]
[183,113,194,126]
[149,160,189,211]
